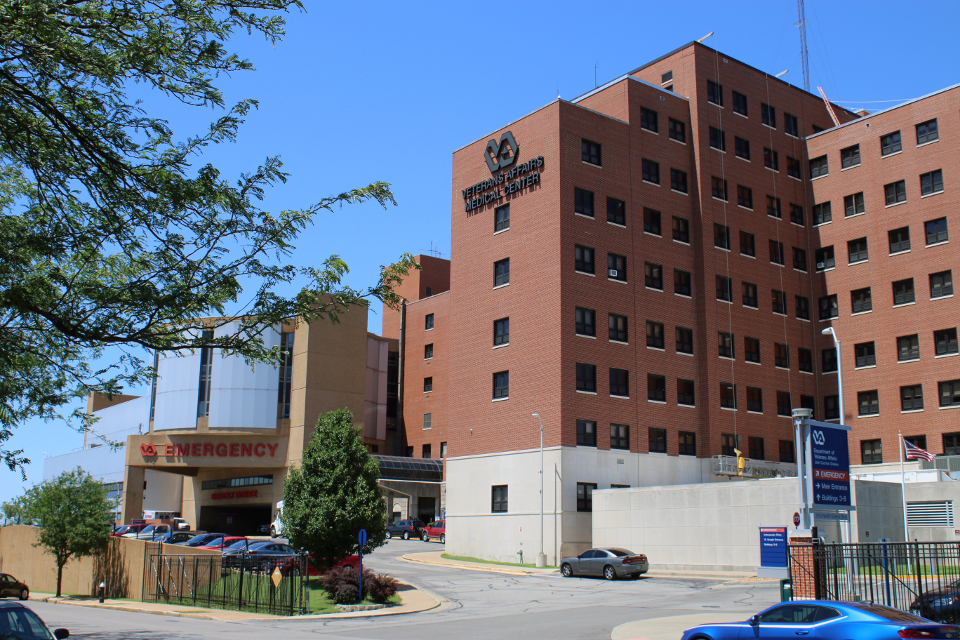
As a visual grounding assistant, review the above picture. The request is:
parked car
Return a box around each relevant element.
[0,601,69,639]
[123,524,170,540]
[172,517,191,531]
[178,533,224,547]
[421,520,445,543]
[0,574,29,600]
[269,500,283,538]
[156,531,197,544]
[681,601,959,640]
[559,548,649,580]
[386,519,424,540]
[199,536,248,551]
[111,523,146,537]
[279,553,359,577]
[222,541,297,569]
[911,578,960,622]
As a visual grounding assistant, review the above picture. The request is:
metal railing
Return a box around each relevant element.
[712,455,798,478]
[789,540,960,623]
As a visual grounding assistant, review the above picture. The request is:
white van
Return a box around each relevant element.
[270,500,283,538]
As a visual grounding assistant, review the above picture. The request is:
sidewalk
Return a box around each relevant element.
[612,612,746,640]
[31,579,448,621]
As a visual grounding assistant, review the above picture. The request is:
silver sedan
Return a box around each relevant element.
[560,547,649,580]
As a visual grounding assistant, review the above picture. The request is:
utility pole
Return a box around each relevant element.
[797,0,810,92]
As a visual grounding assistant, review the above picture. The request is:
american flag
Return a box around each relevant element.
[904,439,935,462]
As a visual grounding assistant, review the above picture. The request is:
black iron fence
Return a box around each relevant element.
[142,548,309,616]
[789,541,960,623]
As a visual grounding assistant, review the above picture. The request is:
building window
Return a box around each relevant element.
[761,103,776,127]
[277,331,295,419]
[423,412,432,430]
[424,314,435,331]
[889,227,910,253]
[647,374,665,402]
[810,155,828,178]
[577,482,597,512]
[820,294,838,320]
[740,231,756,257]
[582,139,601,165]
[765,196,782,219]
[902,384,924,411]
[640,107,658,132]
[769,240,784,265]
[822,347,838,373]
[720,382,737,409]
[575,245,595,274]
[935,328,959,356]
[790,204,805,226]
[930,271,954,299]
[711,176,728,201]
[799,348,813,373]
[669,118,686,142]
[718,331,734,359]
[898,334,920,361]
[851,287,872,314]
[774,342,789,368]
[645,262,663,290]
[742,282,758,308]
[425,287,432,297]
[649,427,667,453]
[793,247,807,272]
[609,313,628,343]
[441,442,447,458]
[731,90,748,115]
[796,295,810,320]
[646,320,664,349]
[772,290,787,315]
[196,329,214,418]
[737,185,753,209]
[493,371,509,400]
[881,131,902,156]
[858,390,880,416]
[714,223,731,250]
[611,424,629,450]
[855,341,876,368]
[744,337,760,363]
[576,363,597,393]
[764,147,779,171]
[492,485,508,513]
[607,197,626,225]
[735,136,750,160]
[785,112,798,136]
[574,187,595,217]
[576,419,597,446]
[494,203,510,232]
[813,202,832,225]
[941,381,960,408]
[861,439,882,465]
[824,395,840,420]
[422,444,431,459]
[801,395,816,418]
[494,258,510,287]
[674,269,691,296]
[925,217,949,245]
[946,433,960,456]
[707,80,723,105]
[671,168,688,193]
[610,368,630,398]
[916,119,938,145]
[678,379,695,406]
[848,237,868,263]
[424,377,433,393]
[721,433,737,456]
[642,159,660,184]
[921,170,944,196]
[643,208,661,235]
[893,278,915,306]
[841,144,861,168]
[575,307,596,337]
[885,180,907,205]
[747,386,763,413]
[749,436,766,459]
[787,156,801,179]
[676,327,693,354]
[780,440,796,463]
[844,192,865,217]
[673,216,690,243]
[424,343,433,359]
[494,317,509,346]
[608,253,627,281]
[679,431,696,456]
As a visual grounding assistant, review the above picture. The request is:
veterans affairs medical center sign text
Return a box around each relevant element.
[463,131,544,213]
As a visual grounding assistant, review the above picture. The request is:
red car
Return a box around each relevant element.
[198,536,248,550]
[421,520,445,543]
[278,553,360,577]
[111,524,146,537]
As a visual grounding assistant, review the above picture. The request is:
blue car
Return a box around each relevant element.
[681,601,960,640]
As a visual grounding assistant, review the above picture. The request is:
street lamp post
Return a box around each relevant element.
[532,413,546,568]
[822,327,854,545]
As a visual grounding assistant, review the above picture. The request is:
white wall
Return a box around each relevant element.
[153,346,202,431]
[208,321,281,429]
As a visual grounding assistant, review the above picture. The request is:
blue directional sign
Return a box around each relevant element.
[809,421,851,510]
[359,528,368,547]
[759,526,788,568]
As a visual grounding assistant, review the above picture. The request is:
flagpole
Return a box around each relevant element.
[899,432,909,542]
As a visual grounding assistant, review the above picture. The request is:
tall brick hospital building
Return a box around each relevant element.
[382,41,960,561]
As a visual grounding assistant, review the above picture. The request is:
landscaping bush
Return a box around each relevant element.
[319,565,399,604]
[362,570,399,604]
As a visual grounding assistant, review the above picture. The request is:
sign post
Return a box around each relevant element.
[792,409,853,534]
[358,528,367,603]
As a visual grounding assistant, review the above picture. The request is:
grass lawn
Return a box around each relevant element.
[303,578,402,614]
[441,553,557,569]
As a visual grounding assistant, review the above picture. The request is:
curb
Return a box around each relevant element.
[401,554,559,576]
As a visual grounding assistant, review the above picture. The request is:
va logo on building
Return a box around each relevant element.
[484,131,519,172]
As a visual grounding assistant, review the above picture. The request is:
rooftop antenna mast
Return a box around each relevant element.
[797,0,810,91]
[594,62,598,88]
[425,241,444,259]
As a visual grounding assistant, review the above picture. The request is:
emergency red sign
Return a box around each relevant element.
[211,490,258,500]
[139,442,279,458]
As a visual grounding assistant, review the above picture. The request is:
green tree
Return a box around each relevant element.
[282,409,386,563]
[0,1,417,474]
[21,468,115,597]
[1,496,26,525]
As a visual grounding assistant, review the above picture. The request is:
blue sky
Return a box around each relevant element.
[4,0,959,504]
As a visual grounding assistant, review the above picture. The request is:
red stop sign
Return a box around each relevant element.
[793,512,801,527]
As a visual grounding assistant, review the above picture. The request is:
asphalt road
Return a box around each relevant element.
[23,539,780,640]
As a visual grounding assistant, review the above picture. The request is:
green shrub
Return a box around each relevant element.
[319,565,399,604]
